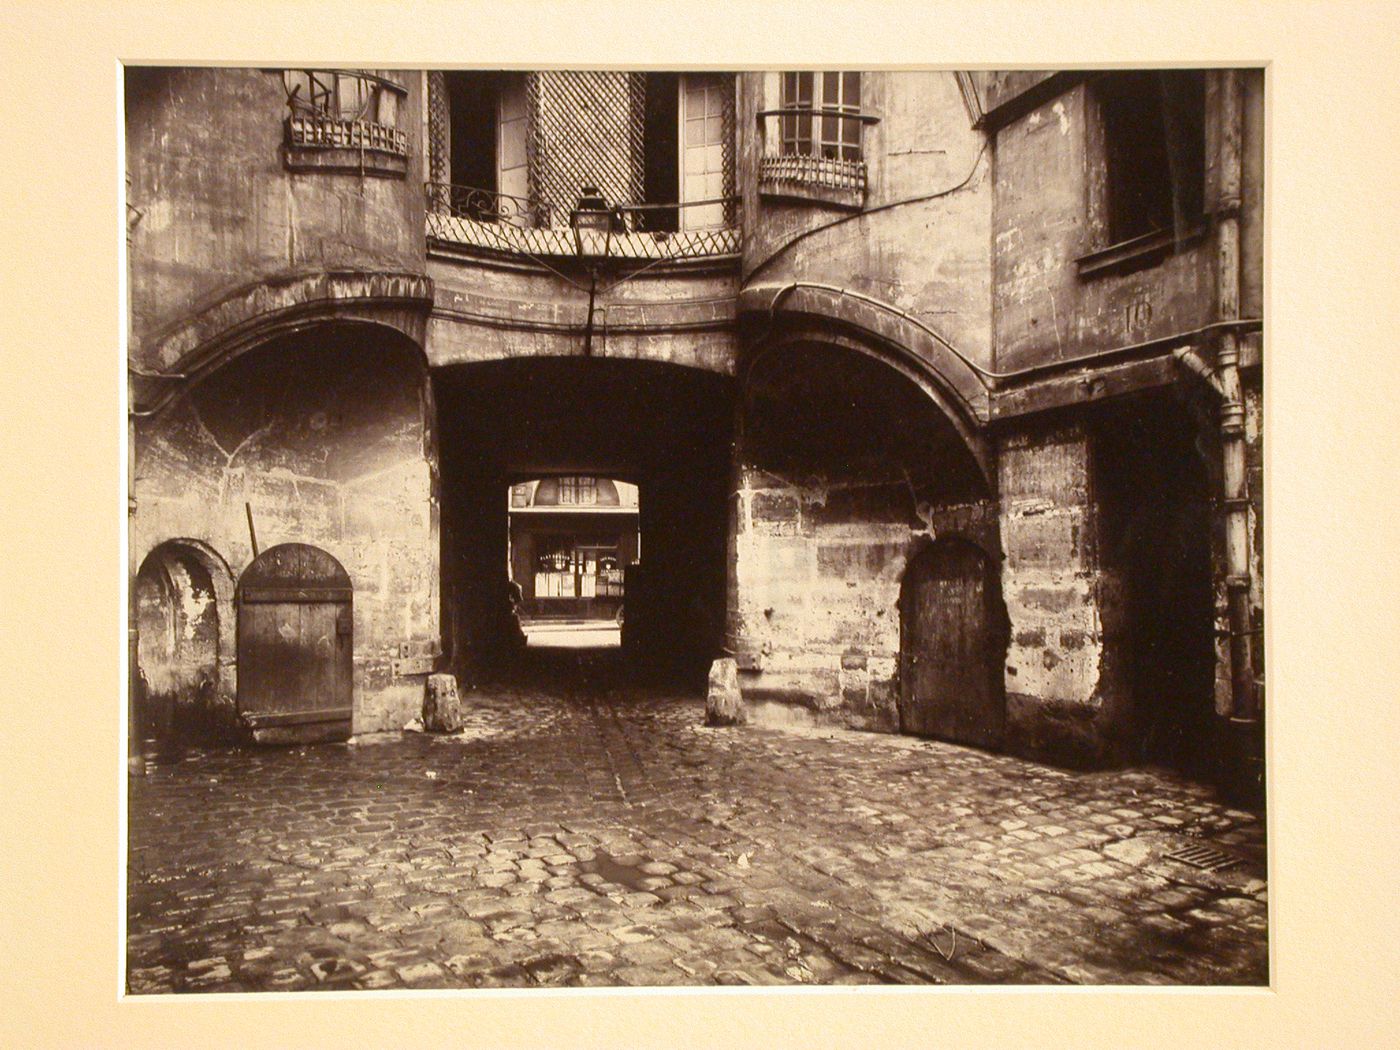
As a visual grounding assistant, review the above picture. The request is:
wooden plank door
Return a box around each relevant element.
[899,539,1006,749]
[236,544,353,744]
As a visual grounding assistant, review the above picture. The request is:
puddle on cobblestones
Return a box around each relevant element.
[579,851,653,891]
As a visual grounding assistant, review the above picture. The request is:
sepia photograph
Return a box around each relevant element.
[123,63,1269,992]
[7,0,1400,1046]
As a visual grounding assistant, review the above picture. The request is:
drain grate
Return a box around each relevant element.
[1164,842,1242,872]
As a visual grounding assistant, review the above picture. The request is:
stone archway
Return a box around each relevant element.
[133,539,236,751]
[730,337,1001,732]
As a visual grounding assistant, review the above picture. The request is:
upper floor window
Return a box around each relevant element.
[281,69,408,175]
[759,71,873,208]
[1096,70,1205,246]
[781,72,863,162]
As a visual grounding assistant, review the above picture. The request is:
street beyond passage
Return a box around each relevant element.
[127,668,1267,991]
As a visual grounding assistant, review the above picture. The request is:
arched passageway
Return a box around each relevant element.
[133,540,236,752]
[731,338,1001,734]
[433,357,733,689]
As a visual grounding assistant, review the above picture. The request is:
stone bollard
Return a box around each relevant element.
[423,673,463,732]
[705,657,744,726]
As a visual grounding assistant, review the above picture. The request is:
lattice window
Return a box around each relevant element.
[526,72,647,224]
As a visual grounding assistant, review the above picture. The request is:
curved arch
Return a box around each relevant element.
[134,315,432,424]
[131,270,434,416]
[738,281,991,425]
[238,542,352,594]
[742,327,995,496]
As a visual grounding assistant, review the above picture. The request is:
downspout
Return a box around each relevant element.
[1176,69,1260,795]
[1214,69,1259,732]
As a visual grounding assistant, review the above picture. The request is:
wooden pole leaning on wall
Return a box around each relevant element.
[245,502,260,559]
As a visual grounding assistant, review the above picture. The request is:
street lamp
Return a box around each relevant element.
[570,186,616,357]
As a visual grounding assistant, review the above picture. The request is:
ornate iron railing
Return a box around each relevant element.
[759,153,867,193]
[286,112,408,155]
[425,182,740,261]
[283,70,408,157]
[757,105,875,194]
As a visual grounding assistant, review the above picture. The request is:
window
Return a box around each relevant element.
[281,69,408,175]
[558,476,598,506]
[781,71,863,162]
[1096,70,1205,246]
[760,71,871,205]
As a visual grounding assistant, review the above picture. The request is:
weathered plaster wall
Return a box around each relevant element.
[125,67,426,370]
[729,468,912,731]
[729,465,999,733]
[737,71,994,372]
[998,421,1130,765]
[992,82,1216,373]
[426,253,739,375]
[131,331,437,734]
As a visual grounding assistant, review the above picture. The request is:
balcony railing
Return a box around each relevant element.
[425,183,740,261]
[759,153,867,193]
[287,112,408,156]
[757,105,875,199]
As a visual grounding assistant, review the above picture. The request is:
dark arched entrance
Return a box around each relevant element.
[237,543,353,744]
[898,537,1008,749]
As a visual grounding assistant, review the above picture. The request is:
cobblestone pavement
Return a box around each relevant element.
[126,671,1268,992]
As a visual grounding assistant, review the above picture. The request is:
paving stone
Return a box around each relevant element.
[126,680,1267,990]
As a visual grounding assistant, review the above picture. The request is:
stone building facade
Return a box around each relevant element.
[127,67,1264,797]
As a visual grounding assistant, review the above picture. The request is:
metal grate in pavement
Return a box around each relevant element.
[1163,842,1242,872]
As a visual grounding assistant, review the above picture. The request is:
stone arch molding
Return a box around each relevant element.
[739,283,995,492]
[130,270,435,414]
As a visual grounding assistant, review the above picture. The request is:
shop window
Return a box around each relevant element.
[558,476,597,505]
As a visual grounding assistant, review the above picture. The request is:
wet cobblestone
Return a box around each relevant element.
[127,681,1267,991]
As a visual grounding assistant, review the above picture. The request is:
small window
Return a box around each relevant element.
[281,69,408,172]
[1097,70,1205,245]
[781,71,863,162]
[558,476,598,506]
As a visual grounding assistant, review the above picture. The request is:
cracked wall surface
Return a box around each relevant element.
[131,330,437,734]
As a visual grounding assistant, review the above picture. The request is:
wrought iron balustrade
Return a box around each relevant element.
[425,182,740,261]
[759,153,867,193]
[283,70,409,158]
[757,105,875,194]
[286,113,408,156]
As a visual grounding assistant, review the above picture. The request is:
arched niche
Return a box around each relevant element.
[133,539,237,748]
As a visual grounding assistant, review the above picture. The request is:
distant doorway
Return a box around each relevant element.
[898,538,1007,749]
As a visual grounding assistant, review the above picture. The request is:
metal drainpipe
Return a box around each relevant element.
[1213,69,1261,751]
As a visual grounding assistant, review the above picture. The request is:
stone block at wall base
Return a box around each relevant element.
[1003,693,1130,769]
[423,673,463,732]
[705,658,744,726]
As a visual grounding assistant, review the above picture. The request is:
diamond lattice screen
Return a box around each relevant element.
[426,71,450,200]
[527,71,647,225]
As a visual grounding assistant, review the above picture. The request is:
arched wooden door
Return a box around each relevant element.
[898,538,1007,749]
[237,543,353,744]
